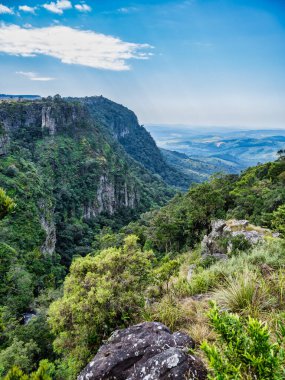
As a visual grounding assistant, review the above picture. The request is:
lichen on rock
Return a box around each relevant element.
[78,322,207,380]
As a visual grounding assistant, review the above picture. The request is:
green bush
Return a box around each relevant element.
[48,235,153,378]
[201,303,285,380]
[213,268,275,317]
[0,187,15,220]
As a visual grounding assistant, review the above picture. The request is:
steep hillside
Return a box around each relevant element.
[160,148,242,183]
[124,156,285,253]
[0,96,173,266]
[2,150,285,378]
[48,157,285,378]
[74,96,192,189]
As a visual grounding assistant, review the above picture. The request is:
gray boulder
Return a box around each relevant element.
[78,322,207,380]
[201,218,279,259]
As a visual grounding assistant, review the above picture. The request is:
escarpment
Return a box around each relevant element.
[0,96,173,263]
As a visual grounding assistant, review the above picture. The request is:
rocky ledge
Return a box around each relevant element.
[201,219,279,262]
[78,322,207,380]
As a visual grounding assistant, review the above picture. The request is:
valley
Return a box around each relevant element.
[146,124,285,180]
[0,96,285,380]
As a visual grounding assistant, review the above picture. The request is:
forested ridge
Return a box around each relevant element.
[1,97,285,379]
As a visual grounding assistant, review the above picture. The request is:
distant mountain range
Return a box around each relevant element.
[0,94,41,100]
[146,125,285,176]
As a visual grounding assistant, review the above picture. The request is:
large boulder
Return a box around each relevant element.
[78,322,207,380]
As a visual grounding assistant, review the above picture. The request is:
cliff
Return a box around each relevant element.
[72,96,192,189]
[0,96,173,265]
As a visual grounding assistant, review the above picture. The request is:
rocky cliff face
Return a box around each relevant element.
[0,96,172,263]
[83,175,138,218]
[200,219,280,263]
[75,96,192,189]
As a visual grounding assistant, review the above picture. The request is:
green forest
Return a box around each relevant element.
[1,97,285,379]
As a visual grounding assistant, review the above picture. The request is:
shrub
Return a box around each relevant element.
[213,268,275,317]
[0,187,15,220]
[145,295,183,331]
[229,234,252,254]
[153,256,180,292]
[48,235,153,378]
[201,303,285,380]
[272,205,285,236]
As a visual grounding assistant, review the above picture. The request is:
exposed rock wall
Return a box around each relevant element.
[42,106,56,135]
[83,175,138,218]
[201,219,280,261]
[38,200,56,255]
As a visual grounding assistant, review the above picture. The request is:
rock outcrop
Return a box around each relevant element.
[78,322,207,380]
[201,219,279,261]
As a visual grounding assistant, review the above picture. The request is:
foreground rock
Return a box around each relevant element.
[78,322,207,380]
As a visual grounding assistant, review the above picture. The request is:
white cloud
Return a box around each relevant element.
[0,24,152,71]
[16,71,55,81]
[0,4,13,14]
[19,5,37,14]
[43,0,72,15]
[118,7,139,14]
[75,4,91,12]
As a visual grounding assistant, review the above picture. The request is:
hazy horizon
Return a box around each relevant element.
[0,0,285,128]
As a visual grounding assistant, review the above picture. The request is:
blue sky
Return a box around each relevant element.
[0,0,284,128]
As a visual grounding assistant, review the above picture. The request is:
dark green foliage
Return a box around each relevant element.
[0,96,173,375]
[126,161,285,255]
[201,303,285,379]
[0,187,15,219]
[48,235,153,378]
[127,177,232,253]
[76,96,192,189]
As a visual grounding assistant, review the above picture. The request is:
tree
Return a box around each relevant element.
[277,149,285,161]
[272,205,285,236]
[0,188,15,220]
[154,257,180,292]
[48,235,153,377]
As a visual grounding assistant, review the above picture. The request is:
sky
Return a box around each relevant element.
[0,0,285,128]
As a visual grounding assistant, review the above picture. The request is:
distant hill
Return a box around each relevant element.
[71,96,195,190]
[160,148,243,183]
[0,94,41,100]
[146,124,285,171]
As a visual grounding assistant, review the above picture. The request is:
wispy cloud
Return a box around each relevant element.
[0,24,152,71]
[19,5,37,14]
[75,3,91,12]
[0,4,13,14]
[43,0,72,15]
[16,71,55,81]
[118,7,139,14]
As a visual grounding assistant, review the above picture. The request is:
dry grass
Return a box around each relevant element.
[225,219,274,237]
[144,295,215,344]
[180,298,216,344]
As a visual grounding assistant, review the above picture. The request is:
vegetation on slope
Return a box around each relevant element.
[1,97,285,379]
[0,96,175,378]
[77,96,193,189]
